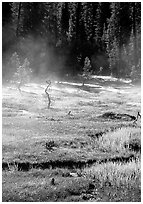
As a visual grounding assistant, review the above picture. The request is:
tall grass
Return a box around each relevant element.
[96,127,141,153]
[83,159,140,188]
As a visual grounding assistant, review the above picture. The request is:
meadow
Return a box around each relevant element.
[2,76,141,202]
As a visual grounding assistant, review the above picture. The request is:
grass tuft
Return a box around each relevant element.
[96,127,140,153]
[82,159,140,187]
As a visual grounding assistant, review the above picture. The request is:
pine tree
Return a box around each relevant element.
[82,57,92,86]
[67,3,77,41]
[106,2,122,76]
[106,2,140,78]
[130,2,141,81]
[82,2,94,41]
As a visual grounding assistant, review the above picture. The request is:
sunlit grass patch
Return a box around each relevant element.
[96,127,141,153]
[82,159,140,187]
[2,80,141,202]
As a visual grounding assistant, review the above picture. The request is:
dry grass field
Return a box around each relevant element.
[2,76,141,202]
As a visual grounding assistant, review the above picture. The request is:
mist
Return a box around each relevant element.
[2,2,141,83]
[2,34,67,83]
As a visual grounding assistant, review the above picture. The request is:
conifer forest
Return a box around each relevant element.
[2,2,141,79]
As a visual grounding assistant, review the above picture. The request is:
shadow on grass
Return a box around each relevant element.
[2,153,136,172]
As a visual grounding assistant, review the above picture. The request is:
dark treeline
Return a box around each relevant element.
[2,2,141,79]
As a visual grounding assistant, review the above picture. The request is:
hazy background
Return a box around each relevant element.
[2,2,141,81]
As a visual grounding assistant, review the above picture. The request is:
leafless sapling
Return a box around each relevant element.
[45,80,51,109]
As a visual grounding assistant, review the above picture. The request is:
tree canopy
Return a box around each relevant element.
[2,2,141,79]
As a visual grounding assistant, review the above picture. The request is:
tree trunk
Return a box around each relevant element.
[45,80,51,109]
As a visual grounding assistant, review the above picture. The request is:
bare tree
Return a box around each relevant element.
[45,80,51,109]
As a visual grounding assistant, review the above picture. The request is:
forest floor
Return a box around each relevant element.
[2,75,141,202]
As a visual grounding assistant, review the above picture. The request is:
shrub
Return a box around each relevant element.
[124,138,141,152]
[46,140,57,151]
